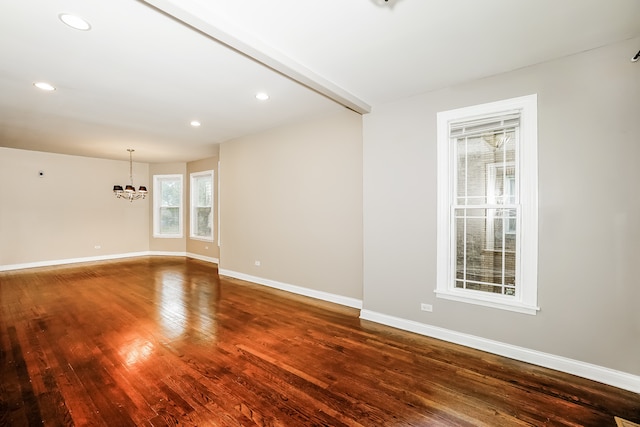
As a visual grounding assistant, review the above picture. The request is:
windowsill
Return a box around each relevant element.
[435,289,539,315]
[153,234,183,239]
[189,236,214,243]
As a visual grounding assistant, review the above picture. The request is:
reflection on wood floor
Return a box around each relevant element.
[1,257,638,426]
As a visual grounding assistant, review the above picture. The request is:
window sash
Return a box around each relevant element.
[452,120,520,299]
[153,174,183,238]
[190,171,214,241]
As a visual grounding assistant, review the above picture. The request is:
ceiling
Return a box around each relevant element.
[1,0,638,163]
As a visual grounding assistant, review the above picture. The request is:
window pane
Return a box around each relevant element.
[454,207,516,295]
[456,130,517,206]
[161,179,181,207]
[160,207,180,234]
[194,207,212,237]
[195,176,212,206]
[456,136,492,205]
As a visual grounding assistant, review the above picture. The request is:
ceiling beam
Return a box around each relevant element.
[140,0,371,114]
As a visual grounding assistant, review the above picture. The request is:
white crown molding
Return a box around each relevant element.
[218,268,363,310]
[360,309,640,394]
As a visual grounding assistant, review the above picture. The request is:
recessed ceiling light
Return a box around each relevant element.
[59,13,91,31]
[190,120,201,127]
[34,82,56,91]
[255,92,270,101]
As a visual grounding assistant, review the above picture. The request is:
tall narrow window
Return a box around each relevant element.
[436,95,539,315]
[190,170,214,241]
[153,174,183,238]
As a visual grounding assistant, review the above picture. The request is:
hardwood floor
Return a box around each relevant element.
[1,257,638,426]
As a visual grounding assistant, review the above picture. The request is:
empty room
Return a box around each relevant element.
[1,0,639,425]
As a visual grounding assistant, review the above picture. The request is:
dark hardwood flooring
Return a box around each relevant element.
[0,257,638,426]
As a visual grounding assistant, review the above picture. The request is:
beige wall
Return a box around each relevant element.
[186,155,219,260]
[219,109,363,300]
[0,148,149,266]
[363,37,640,375]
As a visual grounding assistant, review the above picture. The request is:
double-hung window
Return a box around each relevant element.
[153,174,183,238]
[190,170,214,241]
[436,95,539,315]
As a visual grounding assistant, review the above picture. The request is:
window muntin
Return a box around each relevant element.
[436,95,538,315]
[190,171,214,241]
[153,174,183,238]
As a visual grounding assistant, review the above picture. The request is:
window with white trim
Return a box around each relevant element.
[436,95,539,315]
[153,174,183,238]
[190,170,214,241]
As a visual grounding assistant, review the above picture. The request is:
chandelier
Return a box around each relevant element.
[113,149,147,201]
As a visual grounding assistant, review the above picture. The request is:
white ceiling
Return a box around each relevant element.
[1,0,638,163]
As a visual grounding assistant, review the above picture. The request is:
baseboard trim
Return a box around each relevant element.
[0,251,218,271]
[218,268,363,310]
[0,252,153,272]
[360,309,640,394]
[186,252,219,264]
[148,251,187,257]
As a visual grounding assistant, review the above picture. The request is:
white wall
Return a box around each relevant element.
[363,37,640,376]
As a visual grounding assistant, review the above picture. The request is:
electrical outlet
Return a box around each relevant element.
[420,303,433,312]
[254,260,261,266]
[94,245,101,249]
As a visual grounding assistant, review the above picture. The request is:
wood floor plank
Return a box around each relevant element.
[7,325,44,425]
[0,321,28,426]
[1,257,639,426]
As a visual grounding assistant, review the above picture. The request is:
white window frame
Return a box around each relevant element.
[436,94,539,315]
[153,174,183,238]
[190,170,214,242]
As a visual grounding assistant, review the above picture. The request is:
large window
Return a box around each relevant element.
[153,174,183,238]
[190,170,214,241]
[436,95,539,315]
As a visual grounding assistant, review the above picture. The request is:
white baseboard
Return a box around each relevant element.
[0,251,152,272]
[0,251,218,271]
[148,251,187,257]
[186,252,219,264]
[360,309,640,394]
[218,268,363,310]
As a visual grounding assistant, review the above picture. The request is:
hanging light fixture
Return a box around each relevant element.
[113,149,147,201]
